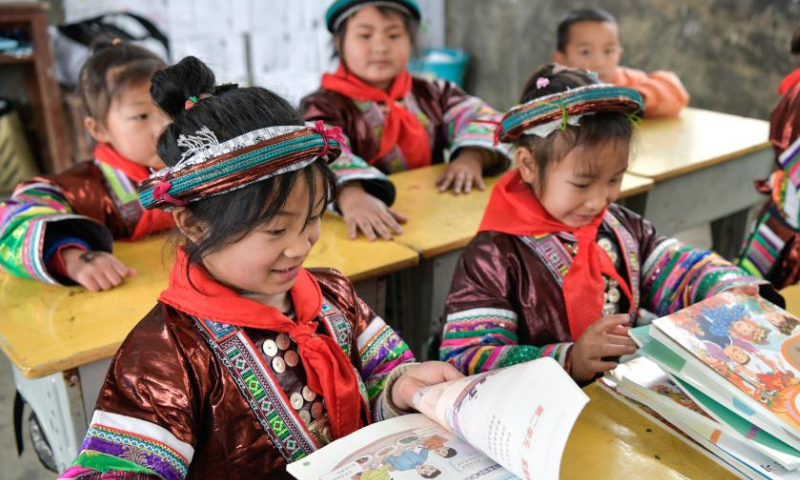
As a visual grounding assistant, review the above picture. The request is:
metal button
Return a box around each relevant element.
[285,350,299,367]
[290,392,304,410]
[302,385,317,402]
[276,333,291,350]
[262,339,278,357]
[299,410,311,425]
[272,356,286,374]
[311,401,323,419]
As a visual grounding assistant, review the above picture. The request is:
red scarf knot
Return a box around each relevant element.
[320,65,431,168]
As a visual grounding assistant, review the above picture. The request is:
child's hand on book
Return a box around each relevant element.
[570,315,637,381]
[391,361,464,411]
[62,248,137,292]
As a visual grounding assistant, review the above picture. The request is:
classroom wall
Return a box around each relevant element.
[445,0,800,119]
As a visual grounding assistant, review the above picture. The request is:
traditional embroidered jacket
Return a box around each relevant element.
[441,203,778,375]
[301,77,510,205]
[739,74,800,288]
[60,266,415,480]
[0,144,172,284]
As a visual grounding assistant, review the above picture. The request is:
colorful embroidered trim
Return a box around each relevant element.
[498,84,643,142]
[73,410,193,480]
[194,318,319,462]
[357,316,415,401]
[138,124,342,210]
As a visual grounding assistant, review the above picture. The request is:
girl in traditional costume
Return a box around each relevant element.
[0,40,173,291]
[739,25,800,288]
[301,0,509,241]
[440,65,779,382]
[59,57,460,480]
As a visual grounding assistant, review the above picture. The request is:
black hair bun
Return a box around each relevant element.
[151,56,216,119]
[519,63,597,103]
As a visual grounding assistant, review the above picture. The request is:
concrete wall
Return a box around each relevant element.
[446,0,800,119]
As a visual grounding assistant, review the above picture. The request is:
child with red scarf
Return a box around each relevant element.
[440,65,778,382]
[0,40,173,291]
[59,56,460,480]
[301,0,510,241]
[739,25,800,289]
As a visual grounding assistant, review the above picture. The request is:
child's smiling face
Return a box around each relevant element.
[183,170,327,309]
[339,6,413,90]
[517,140,629,228]
[554,21,623,83]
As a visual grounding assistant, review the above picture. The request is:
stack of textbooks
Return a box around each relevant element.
[600,291,800,479]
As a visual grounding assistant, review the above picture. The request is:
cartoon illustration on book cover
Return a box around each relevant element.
[656,292,800,426]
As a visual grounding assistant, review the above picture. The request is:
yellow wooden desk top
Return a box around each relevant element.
[562,383,737,480]
[781,284,800,317]
[0,218,419,379]
[629,107,770,182]
[390,164,653,258]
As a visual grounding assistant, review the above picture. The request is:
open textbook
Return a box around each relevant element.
[287,358,588,480]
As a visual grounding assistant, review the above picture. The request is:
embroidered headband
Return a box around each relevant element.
[325,0,421,32]
[138,121,344,210]
[498,83,644,142]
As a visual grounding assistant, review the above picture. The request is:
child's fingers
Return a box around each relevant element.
[109,257,133,278]
[596,343,637,358]
[462,174,474,194]
[371,217,393,241]
[453,172,466,194]
[605,334,638,347]
[437,172,454,191]
[357,219,377,241]
[588,359,619,373]
[379,209,404,235]
[92,271,114,291]
[77,275,101,292]
[607,324,630,336]
[592,314,632,332]
[346,218,359,240]
[389,208,408,224]
[475,175,486,191]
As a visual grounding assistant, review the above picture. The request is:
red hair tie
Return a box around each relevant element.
[313,120,345,157]
[153,178,187,206]
[184,96,199,111]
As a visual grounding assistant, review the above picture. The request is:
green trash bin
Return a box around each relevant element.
[0,98,39,195]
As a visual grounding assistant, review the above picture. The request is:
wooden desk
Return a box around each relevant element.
[0,218,419,472]
[388,164,653,357]
[563,384,738,480]
[630,108,773,258]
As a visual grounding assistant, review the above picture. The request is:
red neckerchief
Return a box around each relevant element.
[159,248,367,438]
[779,67,800,96]
[94,143,173,240]
[479,170,632,340]
[320,64,431,169]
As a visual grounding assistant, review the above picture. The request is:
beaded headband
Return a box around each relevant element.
[497,84,644,143]
[138,121,343,210]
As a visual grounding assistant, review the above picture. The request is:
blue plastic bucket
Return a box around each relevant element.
[409,48,469,87]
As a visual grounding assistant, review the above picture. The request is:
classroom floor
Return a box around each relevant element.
[1,355,56,480]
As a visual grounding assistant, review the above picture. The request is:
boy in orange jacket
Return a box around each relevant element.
[553,7,689,118]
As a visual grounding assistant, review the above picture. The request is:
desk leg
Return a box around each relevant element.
[13,367,86,473]
[398,250,463,360]
[711,207,756,261]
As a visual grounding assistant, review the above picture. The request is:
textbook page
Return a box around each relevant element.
[287,358,587,480]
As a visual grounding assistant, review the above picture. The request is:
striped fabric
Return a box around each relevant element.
[439,307,572,374]
[643,238,761,317]
[357,316,415,410]
[498,84,644,142]
[60,410,194,480]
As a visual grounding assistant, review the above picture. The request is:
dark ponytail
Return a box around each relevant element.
[151,56,337,266]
